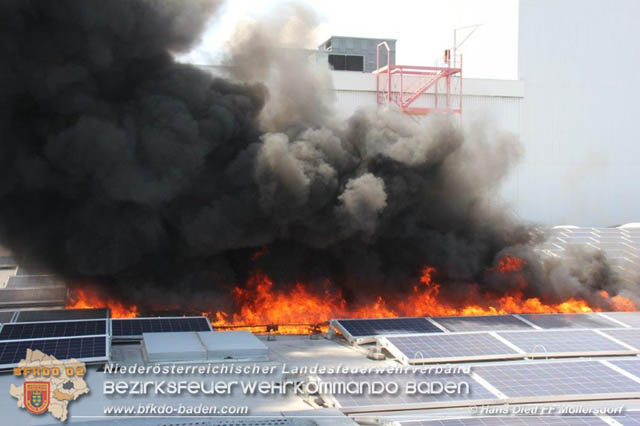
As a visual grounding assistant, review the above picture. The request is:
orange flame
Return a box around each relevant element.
[66,287,139,318]
[65,255,637,333]
[210,259,636,333]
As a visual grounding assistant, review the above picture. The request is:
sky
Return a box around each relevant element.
[180,0,520,80]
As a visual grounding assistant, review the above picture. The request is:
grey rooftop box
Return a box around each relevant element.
[142,331,207,362]
[142,330,268,363]
[198,330,269,361]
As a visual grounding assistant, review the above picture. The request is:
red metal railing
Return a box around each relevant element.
[374,42,462,118]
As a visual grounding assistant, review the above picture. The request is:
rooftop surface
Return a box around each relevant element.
[0,228,639,424]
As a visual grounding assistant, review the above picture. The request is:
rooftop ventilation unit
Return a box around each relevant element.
[142,331,268,363]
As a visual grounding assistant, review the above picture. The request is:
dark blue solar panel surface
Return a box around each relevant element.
[400,416,607,425]
[519,313,620,329]
[0,336,106,365]
[432,315,533,332]
[112,317,211,337]
[0,320,106,340]
[0,311,15,324]
[337,317,442,337]
[321,369,495,409]
[15,308,109,322]
[474,361,640,397]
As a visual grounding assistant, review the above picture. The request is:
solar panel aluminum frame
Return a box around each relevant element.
[495,328,640,359]
[110,316,213,341]
[0,334,110,371]
[313,373,502,414]
[329,318,445,345]
[376,332,524,365]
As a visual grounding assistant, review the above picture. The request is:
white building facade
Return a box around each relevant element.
[518,0,640,226]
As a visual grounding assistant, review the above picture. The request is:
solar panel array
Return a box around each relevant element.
[496,329,631,356]
[0,311,15,324]
[615,411,640,426]
[432,315,533,332]
[518,313,620,329]
[0,336,107,367]
[602,311,640,328]
[319,369,497,413]
[473,361,640,398]
[0,319,107,340]
[335,317,442,342]
[319,359,640,413]
[111,317,212,339]
[0,309,217,367]
[609,359,640,379]
[381,333,521,363]
[15,308,109,322]
[380,327,640,365]
[536,227,640,284]
[0,311,111,369]
[598,329,640,349]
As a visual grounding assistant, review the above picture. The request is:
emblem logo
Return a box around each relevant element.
[24,381,50,415]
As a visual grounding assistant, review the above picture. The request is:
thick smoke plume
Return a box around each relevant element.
[0,0,631,311]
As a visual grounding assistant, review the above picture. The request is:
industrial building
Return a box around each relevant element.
[291,0,640,228]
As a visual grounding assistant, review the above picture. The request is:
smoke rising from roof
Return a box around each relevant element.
[0,0,632,311]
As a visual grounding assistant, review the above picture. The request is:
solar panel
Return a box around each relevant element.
[318,368,497,413]
[0,319,107,340]
[334,317,442,343]
[614,411,640,425]
[432,315,533,332]
[496,329,633,356]
[519,313,621,329]
[6,275,65,289]
[601,312,640,328]
[111,317,212,339]
[474,361,640,399]
[398,416,608,425]
[15,308,109,322]
[608,359,640,379]
[0,336,108,369]
[0,311,15,324]
[599,329,640,349]
[381,332,521,364]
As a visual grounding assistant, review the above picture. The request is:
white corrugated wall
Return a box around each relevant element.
[518,0,640,226]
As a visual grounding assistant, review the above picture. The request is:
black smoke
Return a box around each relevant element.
[0,0,629,311]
